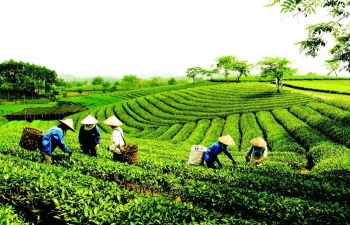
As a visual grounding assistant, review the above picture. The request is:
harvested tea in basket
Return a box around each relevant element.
[118,144,138,164]
[19,127,44,151]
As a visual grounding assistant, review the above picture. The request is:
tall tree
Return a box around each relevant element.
[120,74,141,90]
[0,59,57,97]
[257,56,296,92]
[215,56,237,83]
[324,59,340,76]
[215,55,252,83]
[186,67,203,83]
[92,76,104,85]
[266,0,350,73]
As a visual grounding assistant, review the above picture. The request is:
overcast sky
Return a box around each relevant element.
[0,0,343,78]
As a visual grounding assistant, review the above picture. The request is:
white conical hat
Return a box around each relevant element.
[59,118,75,132]
[250,137,267,147]
[81,115,98,125]
[103,115,122,126]
[218,135,235,146]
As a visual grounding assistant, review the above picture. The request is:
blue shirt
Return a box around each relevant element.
[203,141,229,163]
[40,126,71,156]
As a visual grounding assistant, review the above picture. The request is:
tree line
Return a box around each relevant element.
[186,55,296,93]
[0,59,57,100]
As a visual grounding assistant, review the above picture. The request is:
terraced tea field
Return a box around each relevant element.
[1,82,349,224]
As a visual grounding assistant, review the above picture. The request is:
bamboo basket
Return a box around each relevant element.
[19,127,44,151]
[120,144,138,164]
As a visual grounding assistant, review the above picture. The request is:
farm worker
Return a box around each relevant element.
[203,135,237,169]
[39,118,75,164]
[79,114,101,157]
[103,115,126,161]
[245,137,268,166]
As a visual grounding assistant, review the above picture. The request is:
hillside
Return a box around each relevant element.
[0,82,349,224]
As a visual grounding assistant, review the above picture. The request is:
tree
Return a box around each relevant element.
[102,81,110,93]
[92,76,104,85]
[120,74,141,90]
[148,76,165,87]
[215,56,237,83]
[0,59,58,98]
[232,60,252,82]
[186,67,203,83]
[55,78,67,87]
[214,56,252,83]
[168,78,177,85]
[324,59,340,76]
[257,56,296,93]
[201,68,219,82]
[266,0,350,73]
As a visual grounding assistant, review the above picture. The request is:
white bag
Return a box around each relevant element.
[188,145,207,165]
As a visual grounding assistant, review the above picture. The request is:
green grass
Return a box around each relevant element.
[285,80,350,93]
[0,103,54,116]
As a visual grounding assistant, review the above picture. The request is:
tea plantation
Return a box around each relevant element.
[0,82,349,224]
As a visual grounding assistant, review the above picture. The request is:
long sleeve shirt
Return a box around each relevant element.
[78,125,101,147]
[203,141,230,163]
[247,145,268,159]
[111,127,125,147]
[40,126,71,156]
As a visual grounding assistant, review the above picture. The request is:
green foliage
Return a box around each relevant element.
[186,66,204,83]
[2,82,350,224]
[120,74,141,90]
[268,0,350,73]
[91,76,104,85]
[0,59,57,96]
[215,55,252,83]
[167,78,177,85]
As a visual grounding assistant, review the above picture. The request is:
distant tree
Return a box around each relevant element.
[92,76,104,85]
[306,72,318,76]
[324,59,340,76]
[55,78,67,87]
[148,76,165,87]
[215,56,237,83]
[0,59,57,97]
[102,81,110,93]
[186,67,203,83]
[232,60,252,82]
[77,88,83,95]
[201,68,218,81]
[120,74,141,90]
[168,78,177,85]
[0,82,14,100]
[257,56,296,93]
[214,55,252,83]
[110,85,117,92]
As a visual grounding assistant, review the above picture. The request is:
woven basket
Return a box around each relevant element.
[120,144,138,164]
[19,127,44,151]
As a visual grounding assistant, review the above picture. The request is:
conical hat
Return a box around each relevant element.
[103,115,122,126]
[250,137,266,147]
[218,135,235,146]
[59,118,75,132]
[81,115,98,125]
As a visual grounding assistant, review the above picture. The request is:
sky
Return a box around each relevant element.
[0,0,344,78]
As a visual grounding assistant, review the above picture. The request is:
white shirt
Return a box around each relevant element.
[111,127,125,147]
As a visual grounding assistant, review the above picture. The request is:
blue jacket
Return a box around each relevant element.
[204,141,230,163]
[40,126,71,156]
[78,125,101,147]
